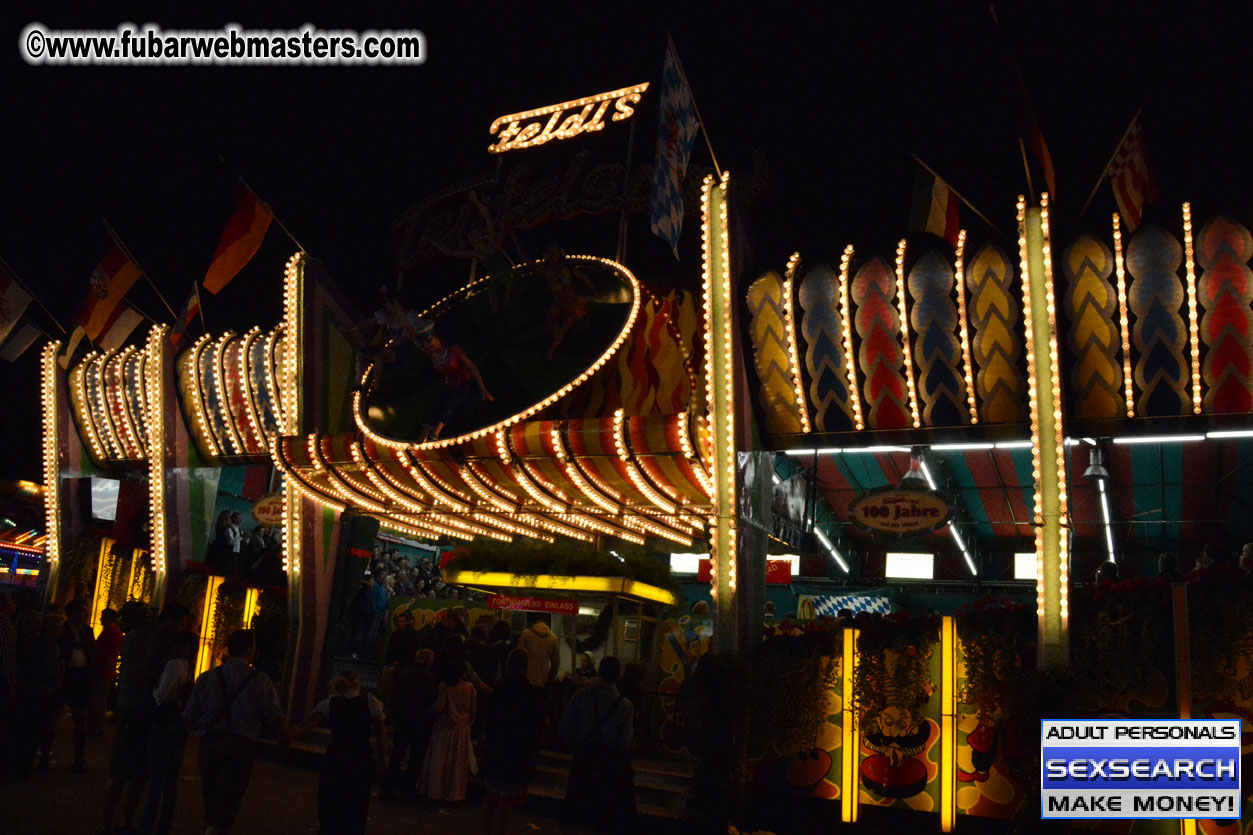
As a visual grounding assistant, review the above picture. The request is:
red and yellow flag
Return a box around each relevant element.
[203,189,273,294]
[74,245,141,341]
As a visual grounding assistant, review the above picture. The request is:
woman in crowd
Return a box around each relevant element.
[419,641,477,802]
[139,631,197,835]
[293,671,387,835]
[480,648,544,835]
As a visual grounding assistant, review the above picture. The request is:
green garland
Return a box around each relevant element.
[443,539,682,595]
[955,601,1034,719]
[1069,580,1170,712]
[851,614,939,722]
[748,633,838,757]
[1188,577,1253,703]
[211,582,247,659]
[176,573,209,619]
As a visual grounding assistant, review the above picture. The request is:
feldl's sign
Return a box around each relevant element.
[849,487,950,536]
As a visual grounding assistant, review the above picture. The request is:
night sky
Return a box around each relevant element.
[4,1,1253,482]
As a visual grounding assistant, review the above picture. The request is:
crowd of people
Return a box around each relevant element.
[0,589,640,835]
[374,608,639,835]
[345,547,472,660]
[205,511,284,586]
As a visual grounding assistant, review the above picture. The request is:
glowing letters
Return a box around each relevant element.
[487,83,648,154]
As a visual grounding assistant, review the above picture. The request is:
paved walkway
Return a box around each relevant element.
[1,717,564,834]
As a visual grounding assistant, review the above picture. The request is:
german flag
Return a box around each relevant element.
[203,189,273,294]
[74,246,141,341]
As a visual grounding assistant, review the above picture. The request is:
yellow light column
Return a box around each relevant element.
[941,615,957,832]
[1019,196,1070,668]
[144,326,169,604]
[701,173,739,647]
[841,627,860,824]
[40,343,62,605]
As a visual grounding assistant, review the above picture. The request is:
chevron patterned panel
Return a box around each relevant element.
[851,256,910,429]
[798,263,855,432]
[1127,224,1188,416]
[964,243,1026,423]
[1062,235,1121,419]
[907,248,966,426]
[652,292,696,415]
[746,270,807,434]
[1198,216,1253,413]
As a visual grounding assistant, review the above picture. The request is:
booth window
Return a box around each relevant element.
[1013,552,1037,581]
[885,552,934,580]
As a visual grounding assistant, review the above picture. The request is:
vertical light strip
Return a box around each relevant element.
[1018,198,1046,647]
[838,245,864,430]
[1040,195,1070,637]
[782,252,811,433]
[89,538,112,631]
[280,253,305,579]
[144,326,168,583]
[1024,195,1069,667]
[1182,202,1202,414]
[195,574,225,676]
[700,173,739,608]
[89,353,126,460]
[1112,213,1134,417]
[40,343,62,590]
[941,615,956,833]
[213,332,245,455]
[954,230,978,424]
[184,335,222,459]
[71,357,106,462]
[895,238,921,427]
[840,626,860,824]
[243,587,260,628]
[237,327,267,452]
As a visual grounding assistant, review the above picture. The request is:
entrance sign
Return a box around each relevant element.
[487,594,579,616]
[488,83,648,154]
[849,488,950,536]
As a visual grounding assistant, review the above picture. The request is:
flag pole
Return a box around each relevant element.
[0,256,67,334]
[217,154,307,254]
[909,154,1004,236]
[1074,108,1143,227]
[616,118,637,263]
[666,33,722,178]
[1017,139,1036,199]
[102,220,180,321]
[191,280,208,332]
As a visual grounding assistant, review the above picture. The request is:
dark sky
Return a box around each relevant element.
[4,0,1253,481]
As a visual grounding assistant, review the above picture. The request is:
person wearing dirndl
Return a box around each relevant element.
[419,652,477,802]
[292,671,387,835]
[480,648,544,835]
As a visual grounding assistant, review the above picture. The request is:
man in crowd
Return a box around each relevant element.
[184,629,289,835]
[60,599,95,772]
[90,608,123,735]
[518,615,559,691]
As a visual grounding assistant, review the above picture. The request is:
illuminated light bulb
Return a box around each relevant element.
[953,230,978,424]
[41,343,62,568]
[782,253,812,433]
[1181,202,1203,414]
[895,239,922,428]
[1111,214,1134,417]
[837,245,865,430]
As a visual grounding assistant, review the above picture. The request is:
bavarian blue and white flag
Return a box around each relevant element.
[649,37,700,258]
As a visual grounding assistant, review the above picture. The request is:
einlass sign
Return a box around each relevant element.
[849,488,951,536]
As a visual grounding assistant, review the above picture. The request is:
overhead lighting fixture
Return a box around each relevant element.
[785,449,817,456]
[843,445,911,454]
[1083,447,1110,481]
[1111,435,1205,445]
[930,442,995,451]
[1097,479,1116,562]
[814,527,850,574]
[948,525,978,576]
[772,473,781,485]
[899,450,932,490]
[994,440,1033,449]
[1206,430,1253,439]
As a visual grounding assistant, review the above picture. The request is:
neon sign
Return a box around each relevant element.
[487,82,648,155]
